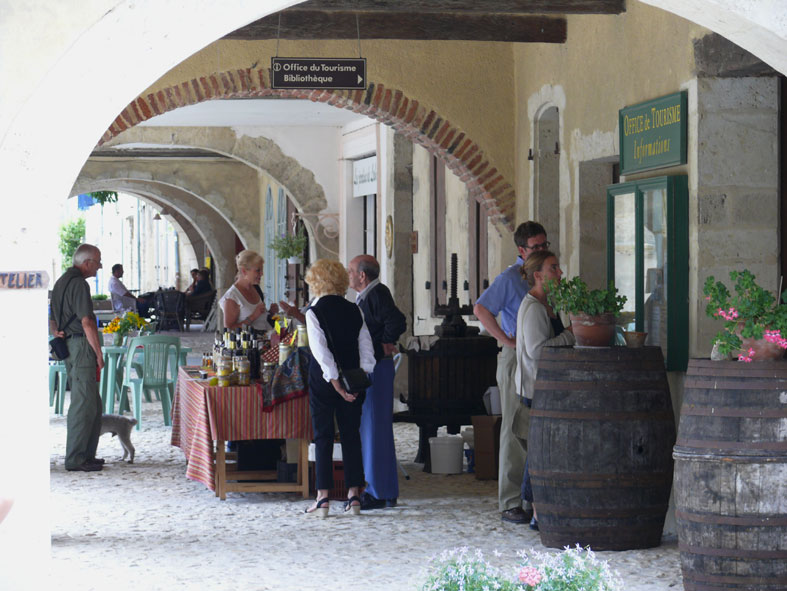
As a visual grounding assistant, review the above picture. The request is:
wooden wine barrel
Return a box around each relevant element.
[530,346,675,551]
[674,359,787,591]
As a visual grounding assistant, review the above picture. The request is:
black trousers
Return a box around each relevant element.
[309,376,365,491]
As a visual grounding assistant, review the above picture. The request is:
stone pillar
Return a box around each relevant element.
[392,132,414,403]
[693,76,780,358]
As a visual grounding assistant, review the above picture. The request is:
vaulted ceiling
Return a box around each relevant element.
[224,0,626,43]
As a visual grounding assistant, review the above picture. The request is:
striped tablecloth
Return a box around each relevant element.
[171,366,312,491]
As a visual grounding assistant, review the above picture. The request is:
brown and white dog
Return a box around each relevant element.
[100,414,137,463]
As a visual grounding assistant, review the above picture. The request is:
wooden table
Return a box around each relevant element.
[171,366,312,500]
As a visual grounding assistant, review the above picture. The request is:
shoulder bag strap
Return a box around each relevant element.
[57,274,78,332]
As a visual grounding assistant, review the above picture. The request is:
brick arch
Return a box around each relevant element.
[100,69,517,232]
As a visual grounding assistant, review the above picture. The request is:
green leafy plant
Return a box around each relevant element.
[547,277,627,317]
[703,270,787,358]
[517,545,623,591]
[58,217,86,272]
[268,230,308,260]
[89,191,118,206]
[421,547,519,591]
[91,294,109,301]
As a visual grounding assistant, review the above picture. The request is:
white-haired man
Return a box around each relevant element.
[50,244,105,471]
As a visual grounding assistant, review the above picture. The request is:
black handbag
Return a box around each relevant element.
[339,367,372,394]
[50,275,78,360]
[49,336,70,360]
[310,306,372,394]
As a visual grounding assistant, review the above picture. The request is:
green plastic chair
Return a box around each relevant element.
[118,335,180,430]
[49,360,67,415]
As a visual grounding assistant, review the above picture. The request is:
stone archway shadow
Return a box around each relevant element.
[100,70,518,232]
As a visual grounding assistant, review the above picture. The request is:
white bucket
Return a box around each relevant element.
[429,436,464,474]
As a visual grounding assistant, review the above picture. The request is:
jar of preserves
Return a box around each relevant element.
[279,343,292,365]
[236,358,250,386]
[297,326,309,348]
[216,356,233,384]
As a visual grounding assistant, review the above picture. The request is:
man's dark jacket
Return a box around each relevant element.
[358,282,407,362]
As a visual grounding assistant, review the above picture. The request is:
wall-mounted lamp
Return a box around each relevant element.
[528,148,534,161]
[554,142,560,155]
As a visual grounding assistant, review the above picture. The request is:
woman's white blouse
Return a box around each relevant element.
[219,284,272,331]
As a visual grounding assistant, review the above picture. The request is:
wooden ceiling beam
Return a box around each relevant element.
[224,11,567,43]
[286,0,625,15]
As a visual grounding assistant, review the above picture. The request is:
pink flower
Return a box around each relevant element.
[748,348,756,356]
[519,566,542,587]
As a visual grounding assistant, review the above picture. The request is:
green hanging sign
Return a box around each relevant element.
[619,91,687,175]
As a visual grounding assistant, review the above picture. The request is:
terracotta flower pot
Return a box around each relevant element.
[569,312,616,347]
[739,336,785,361]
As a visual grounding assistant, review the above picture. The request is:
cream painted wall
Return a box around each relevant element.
[515,2,705,262]
[514,1,706,317]
[141,39,516,202]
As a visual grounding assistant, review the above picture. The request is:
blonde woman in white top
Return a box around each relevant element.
[515,250,575,530]
[219,250,278,330]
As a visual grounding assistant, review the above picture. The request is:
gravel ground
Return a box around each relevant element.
[45,329,683,591]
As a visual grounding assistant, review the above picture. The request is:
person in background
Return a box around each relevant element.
[219,250,278,331]
[515,250,575,530]
[473,221,549,524]
[50,243,106,472]
[303,259,376,517]
[184,268,200,295]
[108,263,150,316]
[190,269,212,297]
[348,255,407,510]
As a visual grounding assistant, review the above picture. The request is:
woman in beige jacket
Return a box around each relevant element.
[515,250,575,529]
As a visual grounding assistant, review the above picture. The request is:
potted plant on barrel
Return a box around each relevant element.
[546,277,627,346]
[268,229,308,264]
[703,269,787,361]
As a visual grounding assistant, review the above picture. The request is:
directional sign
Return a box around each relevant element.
[271,58,366,90]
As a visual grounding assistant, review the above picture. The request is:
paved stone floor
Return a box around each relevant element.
[44,327,683,591]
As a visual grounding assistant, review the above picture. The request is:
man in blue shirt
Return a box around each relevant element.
[473,221,549,523]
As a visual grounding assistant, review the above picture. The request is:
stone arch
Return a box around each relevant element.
[70,178,238,290]
[101,127,336,259]
[100,70,518,231]
[75,158,260,255]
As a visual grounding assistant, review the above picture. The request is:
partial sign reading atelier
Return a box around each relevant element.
[271,58,367,90]
[0,271,49,289]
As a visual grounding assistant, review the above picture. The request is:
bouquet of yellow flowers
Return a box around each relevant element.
[103,311,149,339]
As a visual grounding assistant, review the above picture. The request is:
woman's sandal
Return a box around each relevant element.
[344,495,361,516]
[305,497,330,518]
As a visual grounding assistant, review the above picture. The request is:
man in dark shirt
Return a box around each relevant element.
[348,255,407,508]
[191,269,212,296]
[50,243,105,472]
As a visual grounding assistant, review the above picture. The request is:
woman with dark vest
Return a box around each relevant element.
[304,259,376,517]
